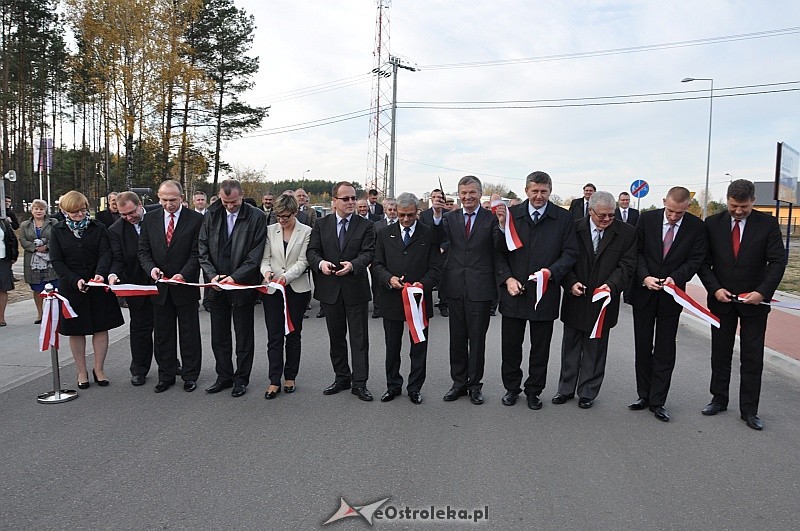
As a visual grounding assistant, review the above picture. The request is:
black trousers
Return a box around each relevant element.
[384,319,428,393]
[558,324,610,400]
[264,287,311,386]
[209,292,255,386]
[447,296,491,391]
[501,317,554,397]
[128,298,154,377]
[323,295,369,388]
[633,301,680,406]
[710,308,767,415]
[153,297,201,383]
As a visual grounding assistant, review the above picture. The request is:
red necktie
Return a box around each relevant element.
[166,213,175,246]
[732,219,740,258]
[465,211,474,238]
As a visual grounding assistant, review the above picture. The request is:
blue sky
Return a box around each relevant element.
[225,1,800,207]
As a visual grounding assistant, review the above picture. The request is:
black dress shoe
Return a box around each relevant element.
[702,402,727,416]
[77,379,90,390]
[440,307,449,317]
[183,380,197,392]
[316,309,325,318]
[578,397,594,409]
[501,390,520,406]
[741,414,764,430]
[352,387,373,401]
[628,398,649,410]
[154,381,174,393]
[92,369,109,387]
[380,390,401,402]
[323,381,351,395]
[551,393,573,405]
[205,381,233,394]
[469,389,485,405]
[264,386,281,399]
[442,388,467,401]
[408,391,422,405]
[131,374,147,386]
[527,394,543,410]
[231,384,247,397]
[650,405,670,422]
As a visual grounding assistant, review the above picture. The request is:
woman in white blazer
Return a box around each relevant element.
[260,194,312,399]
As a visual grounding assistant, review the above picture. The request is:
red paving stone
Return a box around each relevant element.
[684,283,800,361]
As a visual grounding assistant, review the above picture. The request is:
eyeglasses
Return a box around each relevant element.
[275,213,294,220]
[591,211,615,220]
[335,196,357,202]
[66,208,88,215]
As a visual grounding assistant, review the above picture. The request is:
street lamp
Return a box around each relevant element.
[682,77,714,219]
[302,169,309,184]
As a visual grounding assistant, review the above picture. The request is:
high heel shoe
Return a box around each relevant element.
[92,369,109,387]
[264,386,281,400]
[78,374,90,390]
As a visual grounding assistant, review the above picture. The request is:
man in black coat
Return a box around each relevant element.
[372,192,442,404]
[628,187,707,421]
[698,179,786,430]
[615,191,640,226]
[368,189,384,218]
[370,198,399,318]
[307,181,376,401]
[95,192,121,227]
[440,175,501,405]
[568,183,596,220]
[138,180,204,393]
[199,180,267,398]
[419,189,449,316]
[495,171,579,409]
[108,192,155,386]
[556,191,637,408]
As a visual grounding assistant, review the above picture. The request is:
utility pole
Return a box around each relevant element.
[388,55,416,199]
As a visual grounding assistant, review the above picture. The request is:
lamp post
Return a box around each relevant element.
[682,77,714,219]
[302,169,309,184]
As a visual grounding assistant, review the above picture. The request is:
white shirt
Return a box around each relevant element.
[589,218,604,240]
[335,213,353,238]
[528,202,547,221]
[730,216,747,243]
[0,223,5,259]
[163,205,182,232]
[662,212,684,240]
[402,221,417,239]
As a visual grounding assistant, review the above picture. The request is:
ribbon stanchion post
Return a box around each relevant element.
[36,283,79,404]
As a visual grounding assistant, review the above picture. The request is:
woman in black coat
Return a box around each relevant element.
[49,191,124,388]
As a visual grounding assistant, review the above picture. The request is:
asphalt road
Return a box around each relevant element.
[2,301,799,530]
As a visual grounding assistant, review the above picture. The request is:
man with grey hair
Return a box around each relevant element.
[295,188,317,227]
[556,191,637,408]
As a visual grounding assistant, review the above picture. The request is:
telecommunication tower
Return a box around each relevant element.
[366,0,392,195]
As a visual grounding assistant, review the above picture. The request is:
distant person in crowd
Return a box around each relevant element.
[372,192,442,405]
[295,188,317,227]
[49,191,124,388]
[368,188,383,218]
[260,194,312,399]
[698,179,786,431]
[193,191,208,215]
[568,183,596,220]
[0,212,19,326]
[615,191,639,226]
[96,192,120,227]
[138,180,204,393]
[3,195,20,229]
[371,198,399,318]
[261,192,275,223]
[307,181,376,401]
[419,188,449,317]
[628,186,706,422]
[108,192,156,386]
[199,180,266,398]
[556,191,636,409]
[19,199,59,324]
[445,197,457,212]
[495,172,579,410]
[356,198,372,220]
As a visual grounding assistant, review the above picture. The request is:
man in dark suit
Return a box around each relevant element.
[372,192,442,404]
[261,191,276,224]
[495,171,579,410]
[2,195,19,229]
[371,199,399,318]
[698,179,786,430]
[96,192,121,227]
[368,189,384,218]
[108,192,155,386]
[307,181,376,401]
[568,183,596,220]
[440,175,500,405]
[628,186,707,421]
[615,192,639,226]
[419,189,449,317]
[557,191,637,408]
[199,179,267,398]
[138,180,204,393]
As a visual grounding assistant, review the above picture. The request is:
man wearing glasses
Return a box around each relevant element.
[307,181,376,401]
[555,191,637,409]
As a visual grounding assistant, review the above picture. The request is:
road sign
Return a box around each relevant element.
[630,180,649,198]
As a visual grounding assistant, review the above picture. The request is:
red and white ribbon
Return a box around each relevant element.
[87,281,158,296]
[492,199,523,251]
[401,283,428,344]
[264,281,296,334]
[38,289,78,351]
[527,269,550,310]
[589,287,612,339]
[662,283,720,328]
[737,292,800,311]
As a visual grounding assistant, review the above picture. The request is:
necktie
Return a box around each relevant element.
[732,219,741,258]
[403,227,411,246]
[663,223,675,258]
[465,211,475,238]
[227,213,235,237]
[584,202,588,217]
[592,228,601,253]
[623,209,627,223]
[338,218,347,251]
[532,211,540,224]
[166,213,175,246]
